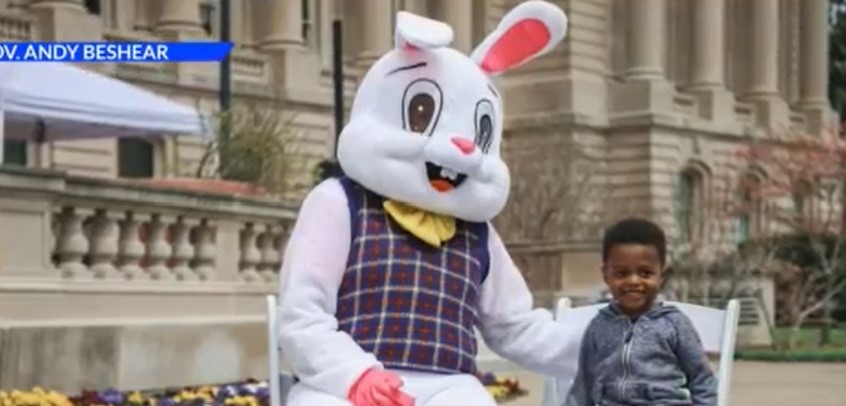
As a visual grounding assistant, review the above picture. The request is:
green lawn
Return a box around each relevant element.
[735,327,846,362]
[770,326,846,347]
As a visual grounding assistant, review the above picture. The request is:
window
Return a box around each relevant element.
[735,173,763,243]
[200,1,215,36]
[792,180,812,217]
[675,171,695,242]
[736,187,752,243]
[118,138,154,178]
[84,0,100,15]
[2,140,27,167]
[675,168,706,243]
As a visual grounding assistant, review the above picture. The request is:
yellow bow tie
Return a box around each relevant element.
[382,199,456,247]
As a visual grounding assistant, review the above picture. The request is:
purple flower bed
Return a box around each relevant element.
[0,373,526,406]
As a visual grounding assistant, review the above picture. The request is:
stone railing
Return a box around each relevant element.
[0,166,297,321]
[0,167,303,392]
[231,51,271,83]
[0,11,34,40]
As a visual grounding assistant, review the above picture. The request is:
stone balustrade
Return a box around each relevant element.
[0,166,297,321]
[0,11,34,40]
[0,166,300,392]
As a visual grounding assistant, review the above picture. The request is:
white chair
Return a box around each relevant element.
[541,298,740,406]
[266,294,296,406]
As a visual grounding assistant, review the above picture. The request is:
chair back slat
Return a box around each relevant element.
[665,301,726,353]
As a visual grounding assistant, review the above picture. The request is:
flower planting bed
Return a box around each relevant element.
[0,373,527,406]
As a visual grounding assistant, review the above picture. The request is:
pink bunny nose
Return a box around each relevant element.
[451,137,475,155]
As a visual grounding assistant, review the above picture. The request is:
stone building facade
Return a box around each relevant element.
[0,0,834,362]
[2,0,833,280]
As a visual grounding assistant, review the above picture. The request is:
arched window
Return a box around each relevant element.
[736,185,752,243]
[735,171,764,243]
[792,180,813,218]
[675,166,707,243]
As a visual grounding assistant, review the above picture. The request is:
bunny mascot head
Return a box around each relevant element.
[338,3,567,225]
[278,3,579,406]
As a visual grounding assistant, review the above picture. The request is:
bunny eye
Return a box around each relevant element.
[402,79,442,136]
[474,100,495,153]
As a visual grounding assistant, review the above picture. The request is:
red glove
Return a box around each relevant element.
[348,367,415,406]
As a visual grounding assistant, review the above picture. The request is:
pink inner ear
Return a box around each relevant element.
[403,43,419,51]
[480,19,550,74]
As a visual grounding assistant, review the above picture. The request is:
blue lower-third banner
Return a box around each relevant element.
[0,42,233,62]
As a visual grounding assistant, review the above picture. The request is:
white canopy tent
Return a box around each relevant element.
[0,62,211,164]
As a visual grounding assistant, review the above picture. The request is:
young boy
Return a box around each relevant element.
[563,218,717,406]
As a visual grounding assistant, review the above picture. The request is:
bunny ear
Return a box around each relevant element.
[394,11,454,51]
[471,1,568,75]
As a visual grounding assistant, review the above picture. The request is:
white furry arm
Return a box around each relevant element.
[277,178,381,399]
[476,226,582,378]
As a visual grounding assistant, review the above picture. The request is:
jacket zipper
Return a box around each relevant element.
[618,319,634,399]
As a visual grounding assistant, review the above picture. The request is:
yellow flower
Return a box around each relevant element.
[45,390,72,406]
[19,393,40,405]
[487,386,507,400]
[225,395,260,406]
[127,391,144,404]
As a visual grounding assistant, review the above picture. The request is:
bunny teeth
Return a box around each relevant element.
[425,162,467,192]
[440,168,459,180]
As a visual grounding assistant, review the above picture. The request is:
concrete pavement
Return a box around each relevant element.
[498,361,846,406]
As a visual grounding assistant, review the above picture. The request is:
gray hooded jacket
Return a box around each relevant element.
[563,302,717,406]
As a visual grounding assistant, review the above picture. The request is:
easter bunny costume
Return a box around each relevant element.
[277,2,580,405]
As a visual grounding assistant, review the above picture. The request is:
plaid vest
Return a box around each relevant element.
[335,177,490,375]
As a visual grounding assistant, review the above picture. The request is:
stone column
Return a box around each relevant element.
[433,0,472,52]
[228,0,244,45]
[239,0,256,48]
[403,0,428,16]
[799,0,833,134]
[799,0,829,108]
[625,0,666,80]
[156,0,206,83]
[133,0,152,31]
[357,0,392,65]
[746,0,780,96]
[690,0,725,89]
[614,0,675,114]
[261,0,302,51]
[742,0,789,129]
[156,0,203,35]
[28,0,88,40]
[689,0,735,122]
